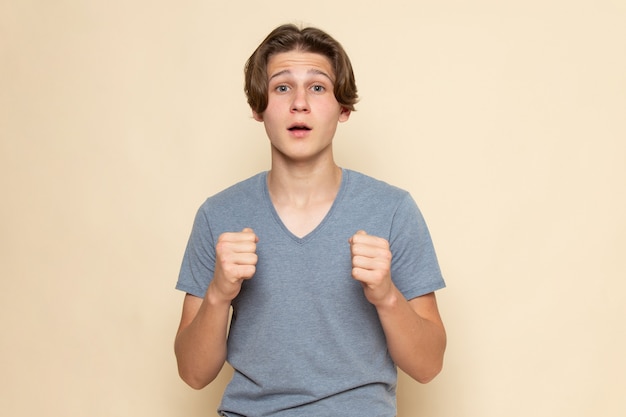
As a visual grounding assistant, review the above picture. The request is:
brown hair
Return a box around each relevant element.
[244,24,359,115]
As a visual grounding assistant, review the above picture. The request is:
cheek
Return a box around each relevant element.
[261,109,280,127]
[263,99,284,119]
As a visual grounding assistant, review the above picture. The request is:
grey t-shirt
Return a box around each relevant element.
[177,169,445,417]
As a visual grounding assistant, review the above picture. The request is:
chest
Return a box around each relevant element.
[272,199,335,238]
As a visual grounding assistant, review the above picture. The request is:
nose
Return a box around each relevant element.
[291,88,309,113]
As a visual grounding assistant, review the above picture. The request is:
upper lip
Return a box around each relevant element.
[287,123,312,131]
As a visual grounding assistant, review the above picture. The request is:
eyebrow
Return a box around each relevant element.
[269,69,334,82]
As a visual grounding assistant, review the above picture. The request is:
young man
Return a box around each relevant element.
[175,24,446,417]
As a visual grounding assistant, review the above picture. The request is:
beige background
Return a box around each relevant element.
[2,1,625,416]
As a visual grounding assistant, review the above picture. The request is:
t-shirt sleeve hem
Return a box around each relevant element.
[175,282,205,299]
[402,281,446,301]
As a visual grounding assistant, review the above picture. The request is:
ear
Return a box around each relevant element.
[338,107,351,123]
[252,111,264,122]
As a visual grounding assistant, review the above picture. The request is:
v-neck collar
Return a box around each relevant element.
[262,168,349,244]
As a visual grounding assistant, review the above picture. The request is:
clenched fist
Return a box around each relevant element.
[349,230,395,307]
[209,228,258,303]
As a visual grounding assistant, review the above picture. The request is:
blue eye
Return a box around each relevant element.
[312,85,325,93]
[276,85,289,92]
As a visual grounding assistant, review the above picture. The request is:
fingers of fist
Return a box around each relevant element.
[215,228,259,281]
[349,230,392,283]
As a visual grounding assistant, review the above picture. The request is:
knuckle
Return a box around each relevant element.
[215,240,230,255]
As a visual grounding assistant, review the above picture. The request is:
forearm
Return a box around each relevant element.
[175,229,259,389]
[376,289,446,383]
[174,291,231,389]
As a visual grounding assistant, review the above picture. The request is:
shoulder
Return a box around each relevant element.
[199,172,267,211]
[343,168,410,202]
[190,172,267,232]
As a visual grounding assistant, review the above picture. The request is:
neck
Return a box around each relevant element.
[267,161,342,209]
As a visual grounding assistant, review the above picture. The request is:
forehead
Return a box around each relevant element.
[267,51,335,80]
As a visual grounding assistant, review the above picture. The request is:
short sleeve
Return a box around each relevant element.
[388,193,445,300]
[175,203,217,298]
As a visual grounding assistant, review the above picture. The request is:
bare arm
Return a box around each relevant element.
[174,228,258,389]
[174,292,231,389]
[376,291,446,383]
[350,231,446,383]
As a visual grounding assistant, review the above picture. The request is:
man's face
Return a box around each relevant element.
[253,50,351,165]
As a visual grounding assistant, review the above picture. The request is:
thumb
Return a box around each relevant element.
[349,230,367,244]
[241,227,259,242]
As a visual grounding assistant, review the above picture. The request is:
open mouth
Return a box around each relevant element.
[288,124,312,132]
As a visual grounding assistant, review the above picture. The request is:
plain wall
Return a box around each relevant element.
[1,1,625,416]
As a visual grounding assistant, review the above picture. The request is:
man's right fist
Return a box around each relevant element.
[209,228,258,303]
